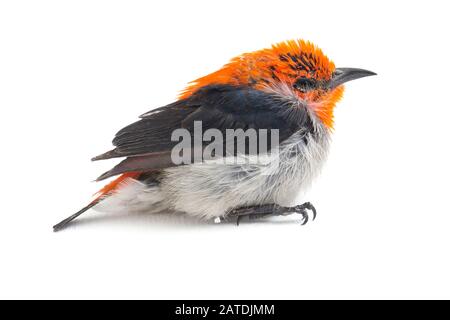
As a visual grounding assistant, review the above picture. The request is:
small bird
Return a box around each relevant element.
[53,39,375,231]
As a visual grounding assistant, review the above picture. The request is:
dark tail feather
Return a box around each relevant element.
[53,201,99,232]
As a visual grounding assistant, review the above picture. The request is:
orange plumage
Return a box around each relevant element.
[180,40,335,98]
[180,39,342,129]
[94,171,141,200]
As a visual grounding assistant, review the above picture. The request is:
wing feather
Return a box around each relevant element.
[93,84,314,180]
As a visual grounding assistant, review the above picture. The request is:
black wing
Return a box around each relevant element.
[94,84,313,181]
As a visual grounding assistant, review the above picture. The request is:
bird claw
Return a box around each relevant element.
[228,202,317,226]
[289,202,316,225]
[236,215,242,226]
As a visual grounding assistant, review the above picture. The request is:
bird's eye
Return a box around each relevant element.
[293,78,316,93]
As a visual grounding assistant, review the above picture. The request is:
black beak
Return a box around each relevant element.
[329,68,376,89]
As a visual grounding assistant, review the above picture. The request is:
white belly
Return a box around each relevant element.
[160,129,331,219]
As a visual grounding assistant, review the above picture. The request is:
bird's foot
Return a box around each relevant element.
[226,202,316,226]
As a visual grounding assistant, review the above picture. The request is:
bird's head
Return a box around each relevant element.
[181,39,375,129]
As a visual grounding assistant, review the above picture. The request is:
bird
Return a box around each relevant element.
[53,39,375,231]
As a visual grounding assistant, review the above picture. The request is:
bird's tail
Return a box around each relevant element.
[53,172,141,232]
[52,200,99,232]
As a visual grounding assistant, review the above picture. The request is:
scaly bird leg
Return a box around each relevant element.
[226,202,317,226]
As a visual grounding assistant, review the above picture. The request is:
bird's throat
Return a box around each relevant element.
[307,86,345,130]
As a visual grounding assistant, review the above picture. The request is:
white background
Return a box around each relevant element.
[1,0,449,299]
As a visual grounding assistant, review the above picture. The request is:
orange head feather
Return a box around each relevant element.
[180,39,344,129]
